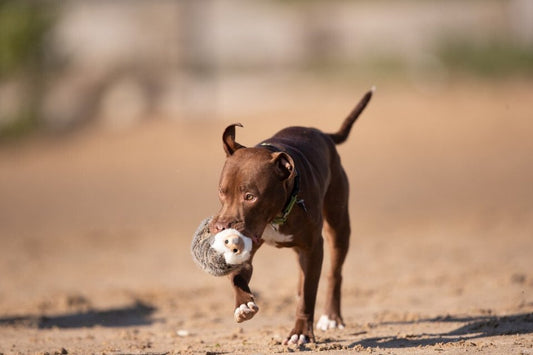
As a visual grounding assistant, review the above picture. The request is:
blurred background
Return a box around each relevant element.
[0,0,532,336]
[1,0,532,136]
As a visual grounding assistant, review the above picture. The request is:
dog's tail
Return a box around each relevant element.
[328,86,374,145]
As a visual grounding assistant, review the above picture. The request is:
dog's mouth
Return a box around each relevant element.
[237,228,267,248]
[209,218,265,246]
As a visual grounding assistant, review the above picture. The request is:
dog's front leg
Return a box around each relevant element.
[230,262,259,323]
[284,237,324,345]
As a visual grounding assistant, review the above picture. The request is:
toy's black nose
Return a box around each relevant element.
[224,235,244,254]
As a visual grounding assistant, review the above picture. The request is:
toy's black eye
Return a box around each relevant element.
[224,240,229,244]
[244,193,256,202]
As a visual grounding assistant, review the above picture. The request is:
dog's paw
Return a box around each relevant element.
[316,314,345,331]
[283,333,309,346]
[283,319,315,345]
[234,302,259,323]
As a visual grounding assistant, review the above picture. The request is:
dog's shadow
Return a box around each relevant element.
[0,300,156,329]
[345,312,533,349]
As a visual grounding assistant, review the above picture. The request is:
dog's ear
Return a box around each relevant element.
[272,152,295,181]
[223,123,245,156]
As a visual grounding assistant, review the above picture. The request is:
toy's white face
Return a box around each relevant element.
[211,229,253,265]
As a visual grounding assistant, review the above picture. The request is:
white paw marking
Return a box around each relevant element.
[234,302,258,323]
[316,314,345,331]
[262,225,293,246]
[211,229,252,265]
[284,334,308,345]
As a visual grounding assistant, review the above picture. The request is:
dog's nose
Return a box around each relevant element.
[214,219,237,232]
[223,235,244,254]
[214,222,226,232]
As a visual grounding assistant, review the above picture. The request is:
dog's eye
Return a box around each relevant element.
[244,193,256,202]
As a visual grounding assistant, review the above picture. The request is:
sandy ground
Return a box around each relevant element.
[0,79,532,354]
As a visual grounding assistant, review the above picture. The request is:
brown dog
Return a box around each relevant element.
[209,88,373,345]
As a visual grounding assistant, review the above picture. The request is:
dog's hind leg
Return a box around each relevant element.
[317,167,351,331]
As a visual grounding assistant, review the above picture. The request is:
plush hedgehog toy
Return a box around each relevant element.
[191,217,253,277]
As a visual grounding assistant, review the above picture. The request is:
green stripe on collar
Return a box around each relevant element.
[271,174,300,227]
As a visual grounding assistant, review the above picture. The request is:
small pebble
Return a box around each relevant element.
[177,329,190,337]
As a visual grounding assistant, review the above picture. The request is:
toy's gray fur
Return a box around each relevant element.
[191,217,243,277]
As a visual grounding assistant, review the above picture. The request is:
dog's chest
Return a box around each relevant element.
[262,225,294,246]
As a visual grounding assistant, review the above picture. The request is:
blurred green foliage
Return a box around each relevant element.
[0,1,54,77]
[438,40,533,78]
[0,1,56,141]
[303,39,533,83]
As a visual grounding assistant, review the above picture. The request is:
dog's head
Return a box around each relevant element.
[209,124,296,242]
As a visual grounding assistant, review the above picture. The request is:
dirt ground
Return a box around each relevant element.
[0,79,532,354]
